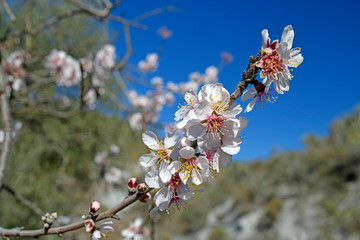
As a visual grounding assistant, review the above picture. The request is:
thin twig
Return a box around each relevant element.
[132,5,183,22]
[228,52,262,107]
[0,184,44,217]
[67,0,113,19]
[0,60,12,189]
[114,22,133,70]
[0,188,153,238]
[1,0,16,22]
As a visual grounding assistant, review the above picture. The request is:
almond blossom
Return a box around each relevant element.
[256,25,304,94]
[145,170,198,217]
[138,53,158,72]
[45,49,81,87]
[241,80,277,112]
[139,129,179,182]
[179,83,244,154]
[168,146,209,185]
[90,221,114,240]
[158,26,172,39]
[121,218,148,240]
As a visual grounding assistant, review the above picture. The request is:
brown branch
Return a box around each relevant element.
[0,62,12,189]
[107,15,147,30]
[0,184,44,217]
[132,5,183,22]
[67,0,114,19]
[1,0,16,22]
[114,22,133,70]
[228,52,262,107]
[0,188,153,238]
[0,9,86,42]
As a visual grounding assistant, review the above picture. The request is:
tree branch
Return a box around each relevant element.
[228,52,262,107]
[1,0,16,22]
[0,188,153,238]
[0,60,12,189]
[0,184,44,217]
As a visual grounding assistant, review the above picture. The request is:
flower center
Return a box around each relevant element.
[169,172,181,189]
[205,113,224,134]
[261,51,285,78]
[154,141,171,163]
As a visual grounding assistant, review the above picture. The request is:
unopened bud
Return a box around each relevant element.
[128,178,138,194]
[89,201,100,214]
[84,219,95,233]
[139,193,152,203]
[44,223,50,229]
[137,183,147,193]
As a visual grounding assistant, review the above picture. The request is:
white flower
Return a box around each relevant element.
[180,84,243,152]
[95,44,115,72]
[175,89,199,122]
[104,166,122,185]
[109,144,120,156]
[91,221,114,240]
[139,129,179,182]
[94,151,107,165]
[168,146,209,185]
[145,170,199,217]
[121,218,148,240]
[203,66,218,83]
[138,53,158,72]
[129,113,143,130]
[45,49,81,87]
[151,76,163,89]
[241,80,276,112]
[84,89,97,110]
[256,25,304,94]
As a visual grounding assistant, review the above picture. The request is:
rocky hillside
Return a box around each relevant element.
[155,106,360,240]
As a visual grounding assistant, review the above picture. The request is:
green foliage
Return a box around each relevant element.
[0,111,145,228]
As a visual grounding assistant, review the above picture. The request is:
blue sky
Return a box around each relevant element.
[111,0,360,161]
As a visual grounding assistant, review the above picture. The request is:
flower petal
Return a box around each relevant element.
[281,25,294,50]
[244,97,257,113]
[139,153,157,168]
[164,129,179,148]
[145,170,164,188]
[241,86,257,101]
[168,161,182,174]
[261,29,269,48]
[159,161,172,183]
[142,131,159,150]
[179,146,195,159]
[179,169,190,184]
[191,168,203,185]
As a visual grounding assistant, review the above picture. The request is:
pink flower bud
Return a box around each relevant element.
[84,219,95,233]
[89,201,100,214]
[128,178,138,194]
[139,193,152,203]
[137,183,147,193]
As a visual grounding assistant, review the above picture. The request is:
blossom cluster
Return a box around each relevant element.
[45,49,82,87]
[241,25,304,112]
[127,76,174,130]
[2,50,26,94]
[137,82,247,216]
[138,53,159,72]
[128,65,220,130]
[93,144,124,186]
[135,25,303,218]
[45,44,116,109]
